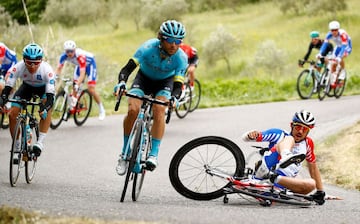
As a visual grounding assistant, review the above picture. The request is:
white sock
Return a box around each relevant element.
[38,132,46,144]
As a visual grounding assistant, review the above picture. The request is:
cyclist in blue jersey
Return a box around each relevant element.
[318,21,352,88]
[0,43,56,157]
[55,40,106,120]
[0,42,17,94]
[114,20,188,175]
[242,110,325,205]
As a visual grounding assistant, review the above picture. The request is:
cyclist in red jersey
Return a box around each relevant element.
[179,43,199,90]
[242,110,325,205]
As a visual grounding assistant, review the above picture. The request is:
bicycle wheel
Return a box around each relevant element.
[296,69,315,100]
[230,186,312,206]
[120,121,142,202]
[9,120,25,187]
[318,70,330,101]
[334,75,346,99]
[189,79,201,112]
[175,83,192,119]
[25,123,39,184]
[50,90,67,129]
[132,127,150,201]
[169,136,245,200]
[74,89,92,126]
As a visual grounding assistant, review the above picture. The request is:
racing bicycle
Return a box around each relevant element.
[169,136,320,206]
[8,96,41,187]
[175,82,192,119]
[296,60,322,99]
[318,56,346,101]
[50,77,92,129]
[115,90,173,202]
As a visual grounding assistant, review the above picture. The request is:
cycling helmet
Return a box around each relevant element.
[310,31,319,38]
[159,20,186,39]
[64,40,76,50]
[292,110,315,128]
[329,21,340,30]
[23,43,43,60]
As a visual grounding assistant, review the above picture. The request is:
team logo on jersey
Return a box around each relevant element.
[50,79,55,85]
[36,74,42,80]
[12,67,16,72]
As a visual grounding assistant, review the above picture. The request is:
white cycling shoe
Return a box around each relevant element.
[116,155,128,176]
[145,156,158,171]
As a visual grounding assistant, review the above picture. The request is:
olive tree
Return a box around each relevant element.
[202,25,240,72]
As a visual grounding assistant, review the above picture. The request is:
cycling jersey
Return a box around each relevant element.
[303,39,333,62]
[320,29,352,58]
[0,42,17,74]
[132,38,188,82]
[58,48,97,85]
[179,43,199,66]
[6,61,56,95]
[254,128,316,177]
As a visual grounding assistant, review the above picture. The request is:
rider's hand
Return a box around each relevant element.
[39,105,48,120]
[336,57,342,63]
[113,81,126,96]
[316,53,322,59]
[171,96,179,109]
[311,190,326,205]
[298,60,305,67]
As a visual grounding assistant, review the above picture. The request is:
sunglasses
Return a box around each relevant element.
[162,36,182,45]
[331,29,338,32]
[292,123,310,132]
[24,59,41,67]
[66,50,75,54]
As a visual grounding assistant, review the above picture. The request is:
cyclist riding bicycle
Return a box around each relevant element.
[55,40,106,120]
[318,21,352,88]
[0,42,17,94]
[179,43,199,91]
[299,31,333,75]
[0,43,56,157]
[242,110,325,205]
[114,20,188,175]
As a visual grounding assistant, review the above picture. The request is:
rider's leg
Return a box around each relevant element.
[274,175,316,194]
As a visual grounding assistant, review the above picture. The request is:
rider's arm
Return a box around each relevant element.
[307,161,324,191]
[1,85,12,99]
[303,42,314,61]
[172,81,182,99]
[118,58,138,83]
[75,54,87,86]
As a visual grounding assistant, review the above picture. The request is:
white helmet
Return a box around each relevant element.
[64,40,76,50]
[329,21,340,30]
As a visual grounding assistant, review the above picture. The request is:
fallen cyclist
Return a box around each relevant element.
[242,110,325,205]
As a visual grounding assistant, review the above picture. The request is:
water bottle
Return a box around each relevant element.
[26,124,32,145]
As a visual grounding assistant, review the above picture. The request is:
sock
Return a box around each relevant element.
[98,103,105,112]
[150,138,161,157]
[122,135,129,155]
[38,132,46,144]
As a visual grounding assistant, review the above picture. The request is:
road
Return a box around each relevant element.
[1,95,360,224]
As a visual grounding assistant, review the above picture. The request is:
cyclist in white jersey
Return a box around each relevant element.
[242,110,326,205]
[0,43,56,157]
[55,40,106,120]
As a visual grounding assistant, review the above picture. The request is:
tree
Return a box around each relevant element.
[275,0,347,16]
[202,26,239,72]
[1,0,47,24]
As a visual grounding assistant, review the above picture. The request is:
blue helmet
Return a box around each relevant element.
[160,20,186,39]
[310,31,319,38]
[292,110,315,128]
[23,43,44,60]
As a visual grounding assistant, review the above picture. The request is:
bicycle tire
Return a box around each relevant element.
[169,136,245,200]
[189,79,201,112]
[120,121,142,202]
[334,76,346,99]
[296,69,315,100]
[175,83,192,119]
[74,89,92,126]
[230,186,312,206]
[318,70,330,101]
[132,126,150,201]
[25,122,39,184]
[50,90,67,129]
[9,119,25,187]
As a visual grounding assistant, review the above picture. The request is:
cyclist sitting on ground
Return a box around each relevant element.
[0,43,56,157]
[55,40,106,120]
[114,20,188,175]
[299,31,333,75]
[242,110,325,205]
[318,21,352,88]
[0,42,17,94]
[179,43,199,91]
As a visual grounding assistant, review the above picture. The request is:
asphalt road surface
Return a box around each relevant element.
[1,95,360,224]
